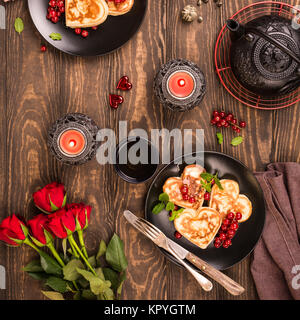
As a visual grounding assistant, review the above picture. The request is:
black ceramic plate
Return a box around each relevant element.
[145,152,266,270]
[28,0,147,56]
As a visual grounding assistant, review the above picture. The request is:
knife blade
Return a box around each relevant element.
[123,210,213,292]
[167,238,245,296]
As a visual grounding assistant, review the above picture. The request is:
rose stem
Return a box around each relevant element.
[77,230,88,259]
[68,234,97,276]
[68,238,80,258]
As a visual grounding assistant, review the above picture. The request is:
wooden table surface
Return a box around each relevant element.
[0,0,299,300]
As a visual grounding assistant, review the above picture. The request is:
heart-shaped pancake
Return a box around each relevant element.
[209,179,252,222]
[66,0,109,28]
[106,0,134,16]
[163,165,206,209]
[174,207,222,249]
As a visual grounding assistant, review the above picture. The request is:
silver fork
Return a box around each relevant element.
[133,218,213,292]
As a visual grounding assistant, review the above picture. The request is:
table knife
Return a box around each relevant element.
[167,238,245,296]
[123,210,213,292]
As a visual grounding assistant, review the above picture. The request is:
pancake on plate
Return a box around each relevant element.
[210,179,252,222]
[66,0,109,28]
[106,0,134,16]
[174,207,222,249]
[163,165,206,210]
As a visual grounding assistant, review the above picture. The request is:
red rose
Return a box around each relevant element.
[47,208,76,239]
[33,182,66,213]
[0,214,28,246]
[67,203,92,230]
[27,214,55,246]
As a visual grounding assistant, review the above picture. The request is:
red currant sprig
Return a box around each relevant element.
[47,0,65,24]
[211,110,246,134]
[214,211,242,248]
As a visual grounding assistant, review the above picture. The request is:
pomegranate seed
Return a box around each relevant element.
[40,45,47,52]
[204,192,210,201]
[81,30,89,37]
[174,231,182,239]
[226,212,235,220]
[235,212,242,220]
[75,28,82,34]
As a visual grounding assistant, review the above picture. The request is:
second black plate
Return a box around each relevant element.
[145,152,265,270]
[28,0,148,56]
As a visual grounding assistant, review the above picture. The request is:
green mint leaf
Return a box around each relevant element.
[214,177,223,190]
[158,192,169,204]
[49,32,62,41]
[169,208,184,221]
[231,136,244,146]
[105,233,128,273]
[216,132,223,144]
[152,202,165,215]
[201,180,212,192]
[14,17,24,34]
[200,173,214,182]
[165,201,175,212]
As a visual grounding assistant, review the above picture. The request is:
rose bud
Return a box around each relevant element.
[0,214,28,246]
[33,182,67,213]
[47,208,76,239]
[67,203,92,231]
[27,214,55,247]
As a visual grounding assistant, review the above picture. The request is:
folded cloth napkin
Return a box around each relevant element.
[251,163,300,300]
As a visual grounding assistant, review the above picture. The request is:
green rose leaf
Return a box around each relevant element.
[231,136,244,146]
[46,276,68,293]
[76,268,111,295]
[81,289,97,300]
[23,260,43,273]
[117,271,127,297]
[63,259,84,281]
[26,272,49,281]
[96,240,106,261]
[14,17,24,34]
[158,192,169,204]
[88,256,97,268]
[49,32,62,41]
[103,267,119,291]
[152,202,165,215]
[105,233,128,273]
[41,290,64,300]
[40,250,62,276]
[99,287,115,300]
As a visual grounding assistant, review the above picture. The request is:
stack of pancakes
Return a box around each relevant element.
[163,167,252,249]
[65,0,134,28]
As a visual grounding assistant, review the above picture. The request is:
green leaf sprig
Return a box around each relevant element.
[200,172,223,192]
[152,192,184,221]
[216,132,223,145]
[231,136,244,146]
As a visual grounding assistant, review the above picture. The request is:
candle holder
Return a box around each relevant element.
[48,113,100,166]
[154,59,206,112]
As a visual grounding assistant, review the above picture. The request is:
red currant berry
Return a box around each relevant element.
[235,212,242,220]
[92,26,98,30]
[232,125,237,131]
[174,231,182,239]
[59,6,65,12]
[214,237,221,243]
[223,121,229,128]
[204,192,210,201]
[188,197,196,204]
[212,111,219,117]
[51,16,59,23]
[219,111,226,118]
[231,119,237,124]
[225,113,233,121]
[174,205,178,211]
[216,122,222,128]
[221,224,228,232]
[223,239,232,247]
[223,218,230,226]
[210,119,217,125]
[75,28,82,34]
[226,212,235,220]
[57,0,64,7]
[227,229,235,239]
[239,121,246,128]
[219,232,226,241]
[49,9,57,17]
[230,221,239,230]
[214,241,221,248]
[49,0,56,7]
[182,194,189,201]
[214,116,221,123]
[220,119,226,126]
[235,128,241,134]
[180,185,188,195]
[81,30,89,37]
[40,45,47,52]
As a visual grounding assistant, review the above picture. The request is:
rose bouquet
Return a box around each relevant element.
[0,182,128,300]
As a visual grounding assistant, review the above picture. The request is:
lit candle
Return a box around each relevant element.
[167,70,195,99]
[58,129,87,156]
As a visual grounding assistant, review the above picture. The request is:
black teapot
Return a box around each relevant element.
[227,15,300,96]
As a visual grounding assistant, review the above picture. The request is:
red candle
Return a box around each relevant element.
[167,71,195,98]
[59,129,86,156]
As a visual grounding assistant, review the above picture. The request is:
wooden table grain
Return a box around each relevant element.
[0,0,299,300]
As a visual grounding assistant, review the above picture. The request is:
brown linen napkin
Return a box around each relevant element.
[251,162,300,300]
